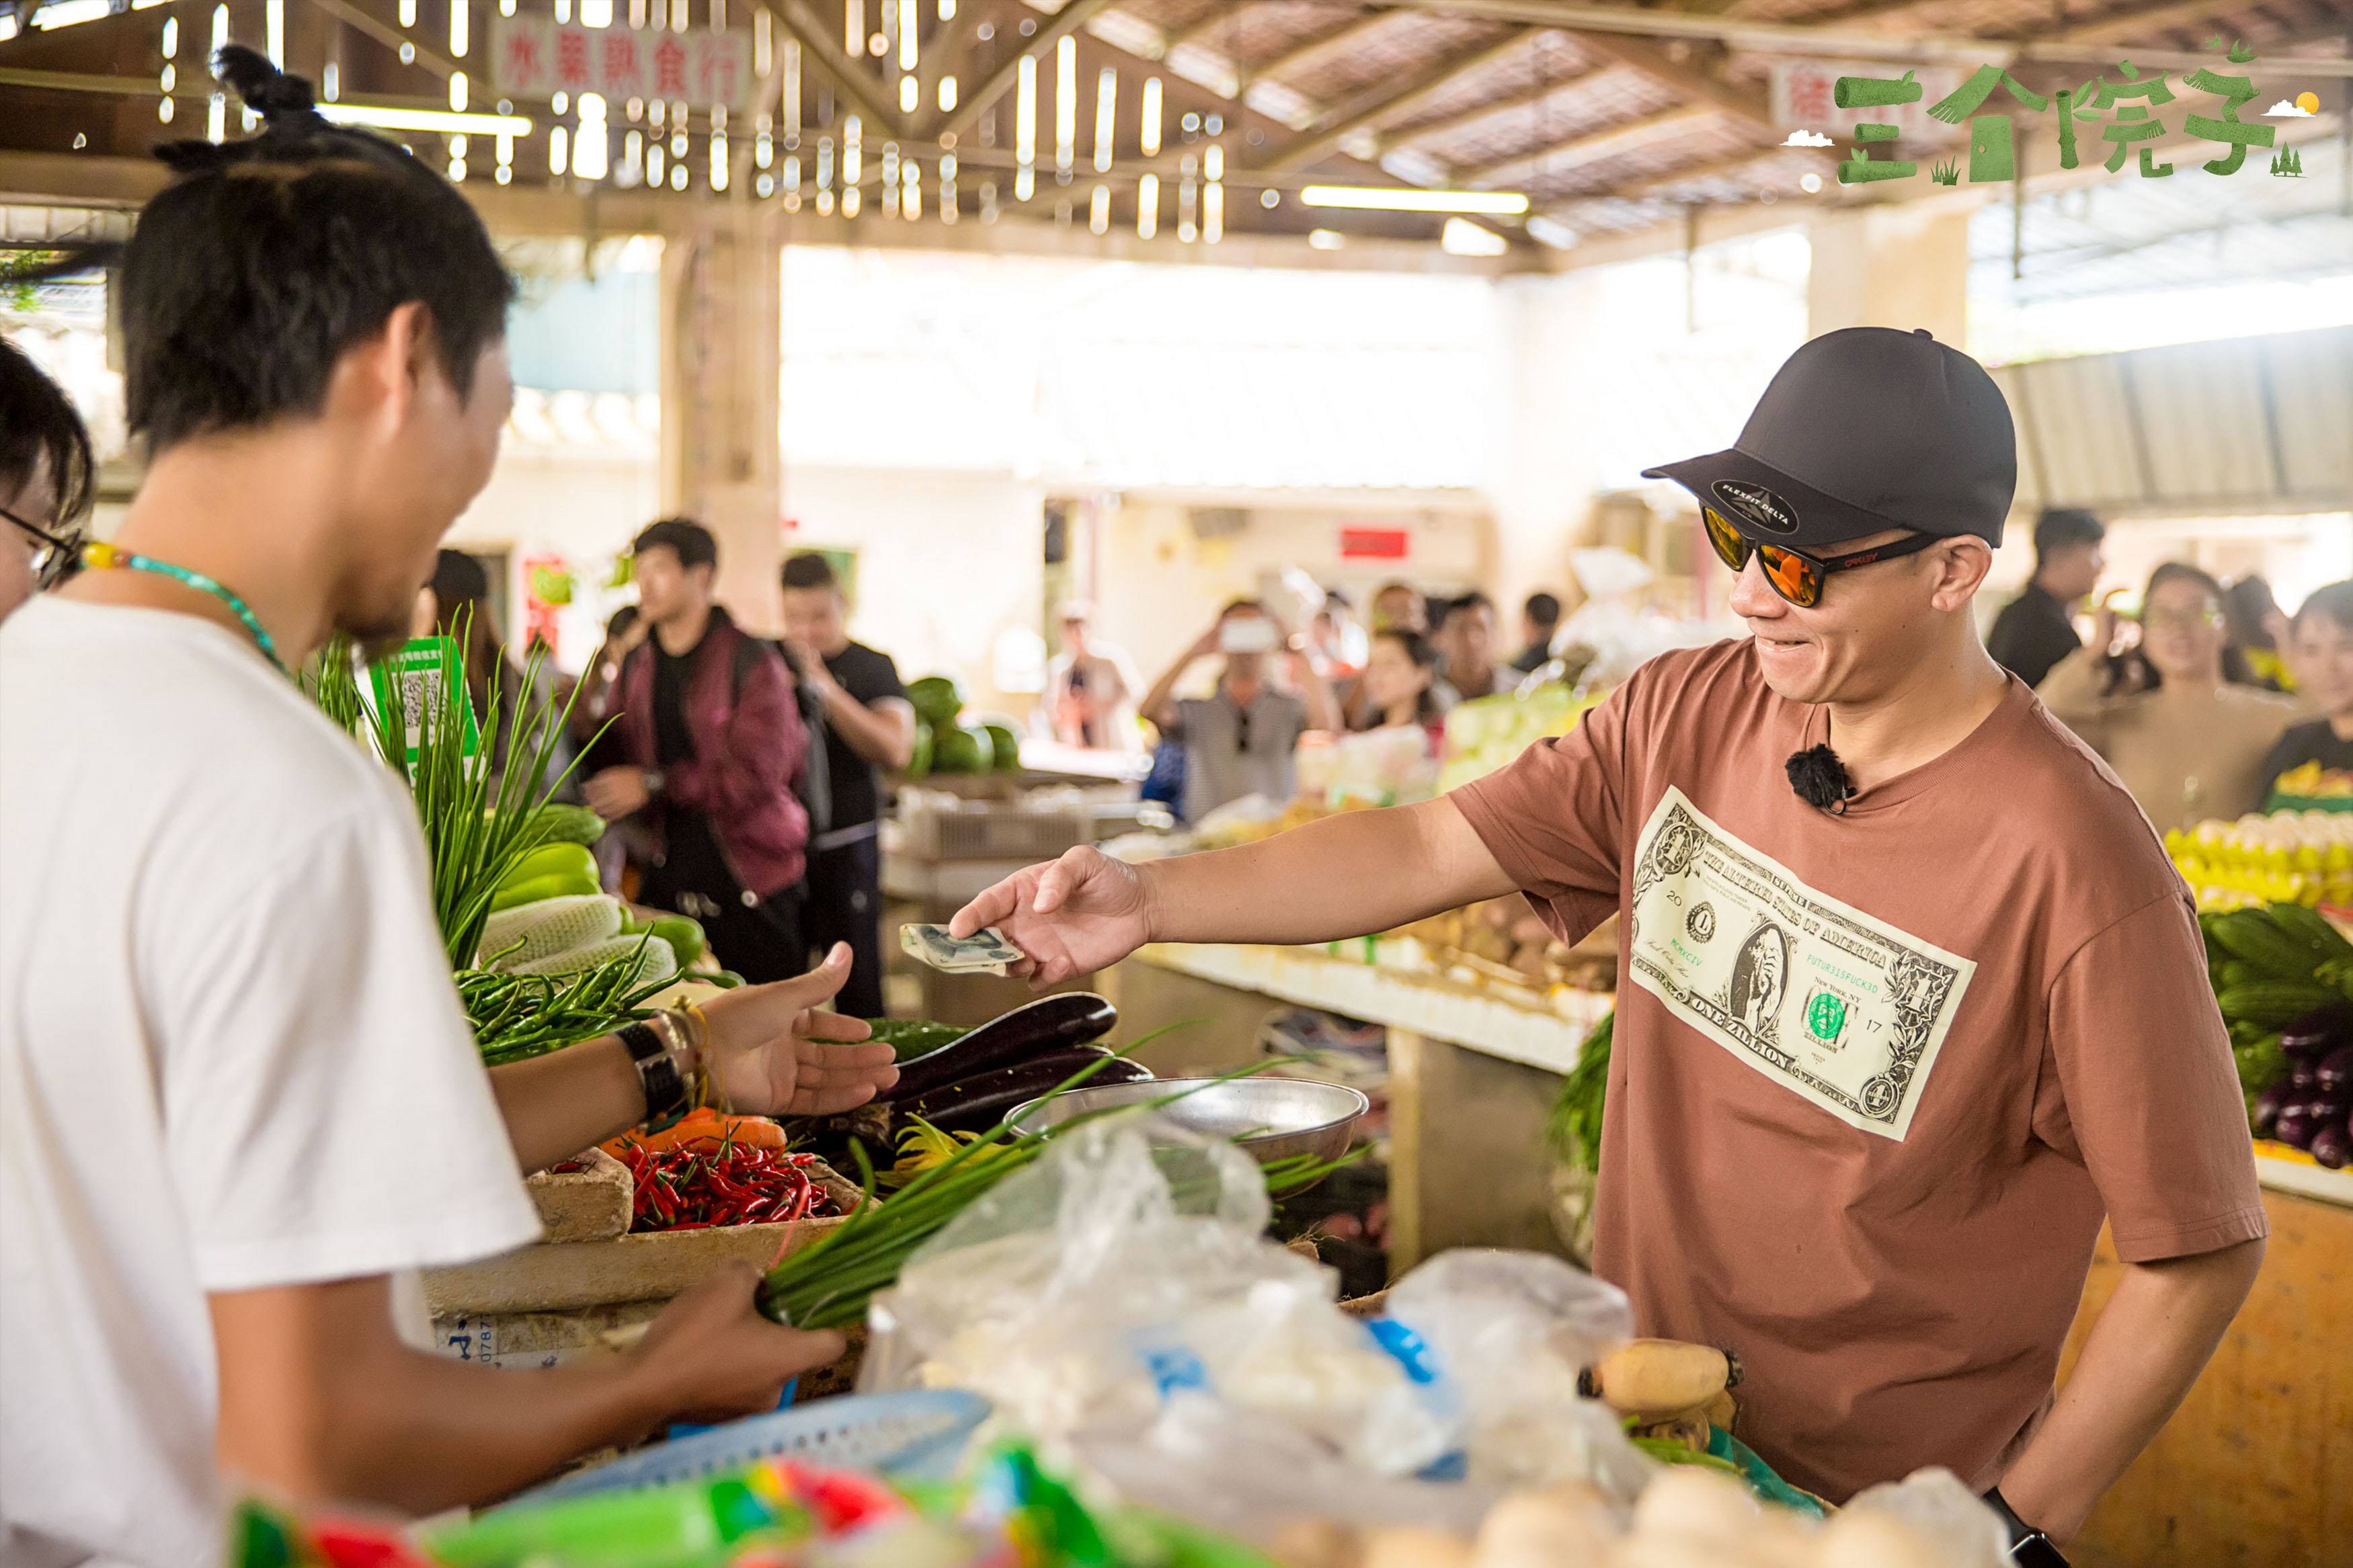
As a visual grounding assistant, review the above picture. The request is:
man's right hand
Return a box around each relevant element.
[948,845,1154,986]
[630,1262,845,1426]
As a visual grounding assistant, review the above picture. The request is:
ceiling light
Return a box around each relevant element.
[32,0,117,29]
[1299,183,1527,216]
[1440,217,1507,256]
[1307,229,1344,251]
[319,103,534,136]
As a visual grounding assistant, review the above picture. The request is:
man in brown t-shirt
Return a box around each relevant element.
[951,329,2264,1556]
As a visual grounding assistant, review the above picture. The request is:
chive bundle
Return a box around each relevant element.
[759,1059,1363,1330]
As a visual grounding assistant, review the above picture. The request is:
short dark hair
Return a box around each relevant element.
[633,517,717,571]
[1523,591,1561,628]
[120,46,514,453]
[1220,596,1267,618]
[430,547,490,605]
[0,337,95,528]
[1443,591,1495,624]
[781,552,840,592]
[2293,581,2353,634]
[2032,508,2105,562]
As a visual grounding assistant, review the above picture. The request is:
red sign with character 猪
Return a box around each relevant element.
[490,16,759,113]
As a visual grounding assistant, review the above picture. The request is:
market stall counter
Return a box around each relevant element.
[1102,937,1613,1270]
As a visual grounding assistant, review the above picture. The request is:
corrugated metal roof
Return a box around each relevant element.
[1997,326,2353,515]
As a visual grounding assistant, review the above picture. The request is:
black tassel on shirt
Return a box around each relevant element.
[1786,744,1856,813]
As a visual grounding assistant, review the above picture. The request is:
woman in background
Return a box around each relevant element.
[2260,581,2353,807]
[1352,627,1448,753]
[2223,575,2295,692]
[2037,561,2306,833]
[0,337,96,622]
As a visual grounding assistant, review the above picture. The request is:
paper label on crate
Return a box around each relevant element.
[1625,788,1975,1141]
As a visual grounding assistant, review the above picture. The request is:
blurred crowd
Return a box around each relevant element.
[1988,507,2353,833]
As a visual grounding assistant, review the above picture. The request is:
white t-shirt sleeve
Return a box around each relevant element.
[154,773,541,1292]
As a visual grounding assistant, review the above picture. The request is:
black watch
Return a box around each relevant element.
[1983,1487,2071,1567]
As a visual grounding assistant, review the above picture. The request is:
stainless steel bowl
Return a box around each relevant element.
[1006,1076,1369,1168]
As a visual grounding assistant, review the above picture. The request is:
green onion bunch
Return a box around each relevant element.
[759,1060,1363,1330]
[302,610,601,968]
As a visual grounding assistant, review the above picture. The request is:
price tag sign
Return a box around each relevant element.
[368,636,482,766]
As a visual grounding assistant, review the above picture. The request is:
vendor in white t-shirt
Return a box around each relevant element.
[0,54,898,1568]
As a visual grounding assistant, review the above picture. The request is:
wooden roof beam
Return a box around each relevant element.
[1568,32,1776,135]
[1460,101,1714,188]
[765,0,906,136]
[1613,142,1824,199]
[1259,25,1538,170]
[927,0,1126,140]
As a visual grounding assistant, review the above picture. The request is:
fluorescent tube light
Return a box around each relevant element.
[32,0,117,29]
[1299,183,1528,216]
[318,102,534,136]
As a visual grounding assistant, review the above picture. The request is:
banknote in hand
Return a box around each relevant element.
[899,923,1027,975]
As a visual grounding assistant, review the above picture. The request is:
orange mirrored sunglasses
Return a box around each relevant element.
[1702,506,1942,608]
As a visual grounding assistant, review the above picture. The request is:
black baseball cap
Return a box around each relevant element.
[1642,326,2017,551]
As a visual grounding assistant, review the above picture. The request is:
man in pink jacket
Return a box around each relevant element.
[587,518,813,981]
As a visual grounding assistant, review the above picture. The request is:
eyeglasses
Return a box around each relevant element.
[2142,606,2225,634]
[2,505,83,591]
[1702,506,1943,609]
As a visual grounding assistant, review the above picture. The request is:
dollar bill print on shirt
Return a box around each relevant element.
[1626,788,1976,1139]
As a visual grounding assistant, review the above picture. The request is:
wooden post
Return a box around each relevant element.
[660,201,785,631]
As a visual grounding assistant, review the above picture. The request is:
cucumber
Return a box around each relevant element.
[2206,911,2324,983]
[2217,983,2341,1031]
[881,992,1118,1102]
[528,802,608,847]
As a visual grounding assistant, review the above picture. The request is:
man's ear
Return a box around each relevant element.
[325,300,435,438]
[1929,537,1993,614]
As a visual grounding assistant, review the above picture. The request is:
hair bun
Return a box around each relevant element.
[213,42,319,119]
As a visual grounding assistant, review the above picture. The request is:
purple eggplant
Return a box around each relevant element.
[2311,1122,2350,1170]
[883,992,1117,1102]
[2292,1061,2321,1091]
[2317,1046,2353,1097]
[2274,1109,2319,1150]
[2280,1003,2353,1061]
[2254,1082,2292,1139]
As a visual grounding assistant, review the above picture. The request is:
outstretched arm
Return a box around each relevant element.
[949,797,1516,985]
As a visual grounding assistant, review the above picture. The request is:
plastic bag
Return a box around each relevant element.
[860,1112,1451,1479]
[1382,1251,1652,1499]
[1831,1468,2013,1568]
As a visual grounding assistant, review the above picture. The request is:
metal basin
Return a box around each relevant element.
[1007,1076,1369,1168]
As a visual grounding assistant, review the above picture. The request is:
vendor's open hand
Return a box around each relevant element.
[585,766,652,820]
[699,943,899,1114]
[631,1262,845,1424]
[949,845,1153,987]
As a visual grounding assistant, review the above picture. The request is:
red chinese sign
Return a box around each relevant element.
[490,17,759,112]
[1340,526,1410,561]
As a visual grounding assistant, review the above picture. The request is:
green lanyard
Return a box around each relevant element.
[79,540,288,675]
